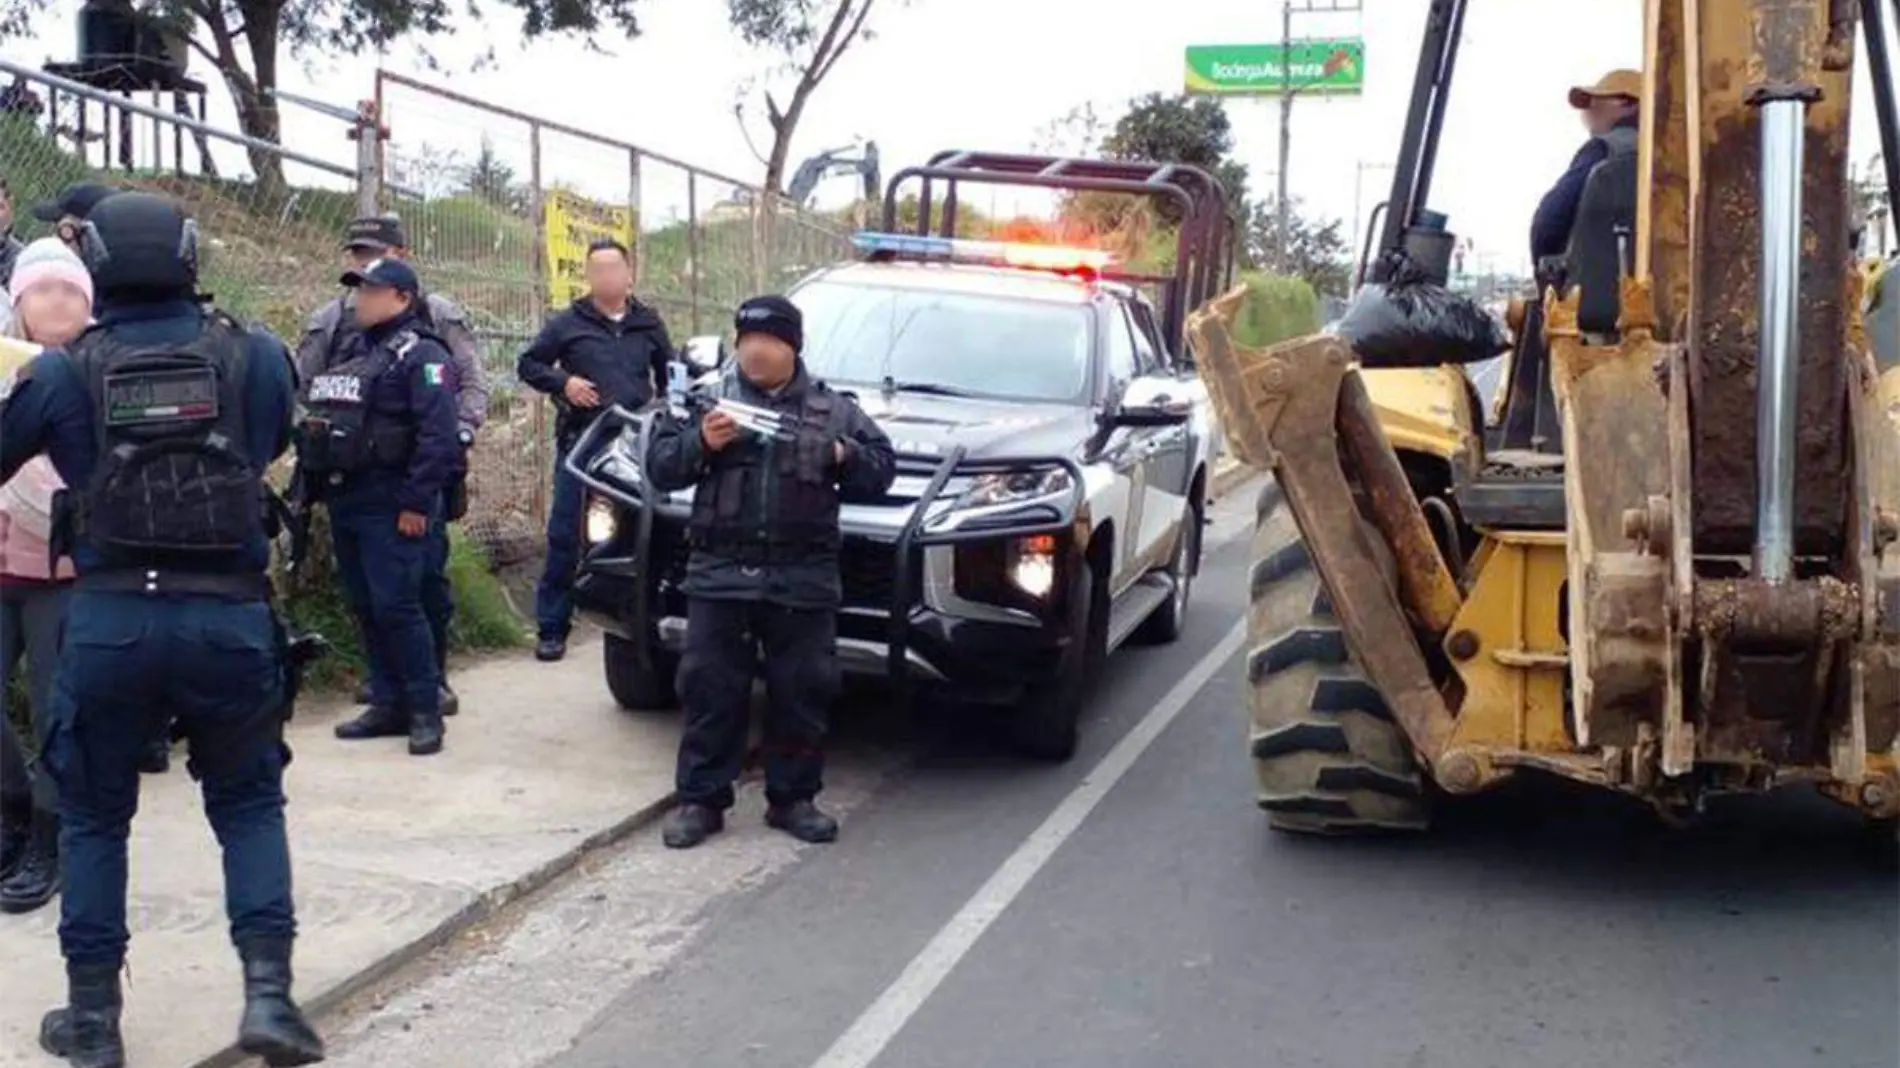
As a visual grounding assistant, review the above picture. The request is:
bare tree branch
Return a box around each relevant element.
[812,0,876,86]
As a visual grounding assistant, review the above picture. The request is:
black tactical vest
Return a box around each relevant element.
[69,312,263,567]
[298,329,435,477]
[688,374,849,554]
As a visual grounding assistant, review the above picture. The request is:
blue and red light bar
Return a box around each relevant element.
[851,230,1116,275]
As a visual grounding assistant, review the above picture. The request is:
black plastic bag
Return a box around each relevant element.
[1333,273,1510,369]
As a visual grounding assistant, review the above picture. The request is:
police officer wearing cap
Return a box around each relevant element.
[645,295,896,849]
[303,256,462,757]
[298,213,487,719]
[0,192,324,1065]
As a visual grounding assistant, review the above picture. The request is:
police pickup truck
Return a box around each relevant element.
[565,152,1234,760]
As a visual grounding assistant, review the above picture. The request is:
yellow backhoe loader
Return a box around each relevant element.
[1191,0,1900,834]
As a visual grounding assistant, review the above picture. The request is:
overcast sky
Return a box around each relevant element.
[6,0,1893,271]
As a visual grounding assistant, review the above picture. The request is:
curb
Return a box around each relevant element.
[188,788,680,1068]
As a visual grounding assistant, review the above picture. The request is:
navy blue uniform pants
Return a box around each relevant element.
[675,597,838,810]
[42,592,293,967]
[331,501,440,717]
[535,448,586,642]
[423,510,452,681]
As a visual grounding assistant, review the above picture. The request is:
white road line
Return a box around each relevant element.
[807,615,1249,1068]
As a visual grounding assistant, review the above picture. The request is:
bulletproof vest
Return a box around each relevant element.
[68,311,263,567]
[689,374,848,552]
[298,328,435,477]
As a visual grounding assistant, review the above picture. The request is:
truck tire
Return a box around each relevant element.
[604,632,679,713]
[1012,555,1104,762]
[1248,479,1430,834]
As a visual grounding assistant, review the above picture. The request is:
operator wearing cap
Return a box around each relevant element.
[30,181,119,257]
[297,213,486,720]
[645,295,896,850]
[1531,69,1642,266]
[298,257,462,757]
[0,191,324,1066]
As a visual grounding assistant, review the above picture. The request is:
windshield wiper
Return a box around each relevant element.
[882,377,977,398]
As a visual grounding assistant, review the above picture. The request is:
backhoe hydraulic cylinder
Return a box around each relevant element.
[1753,97,1805,584]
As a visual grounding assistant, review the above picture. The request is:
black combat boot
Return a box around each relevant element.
[765,800,839,844]
[408,711,444,757]
[39,960,125,1068]
[333,705,407,741]
[236,938,325,1066]
[138,738,170,775]
[0,811,60,913]
[535,635,567,662]
[661,803,725,849]
[352,682,374,705]
[0,801,28,882]
[439,683,460,718]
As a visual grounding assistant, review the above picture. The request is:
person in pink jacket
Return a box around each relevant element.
[0,237,90,914]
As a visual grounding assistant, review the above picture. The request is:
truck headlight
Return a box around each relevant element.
[585,498,617,545]
[1007,534,1058,598]
[959,467,1073,510]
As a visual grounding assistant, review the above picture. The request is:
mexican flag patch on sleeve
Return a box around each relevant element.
[423,363,444,387]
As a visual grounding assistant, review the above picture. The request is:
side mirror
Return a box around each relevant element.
[1102,378,1192,429]
[679,335,730,376]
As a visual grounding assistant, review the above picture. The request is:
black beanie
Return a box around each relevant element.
[735,294,803,354]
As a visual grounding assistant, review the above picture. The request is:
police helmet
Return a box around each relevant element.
[77,192,200,295]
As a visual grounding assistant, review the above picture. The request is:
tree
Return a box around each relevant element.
[1099,92,1250,222]
[463,136,527,213]
[728,0,894,196]
[1245,195,1352,297]
[0,0,647,202]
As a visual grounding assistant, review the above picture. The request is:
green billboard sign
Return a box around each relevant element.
[1185,40,1365,96]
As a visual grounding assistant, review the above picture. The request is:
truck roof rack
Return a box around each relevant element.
[879,151,1238,355]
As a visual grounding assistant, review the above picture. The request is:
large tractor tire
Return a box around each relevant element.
[1247,478,1431,834]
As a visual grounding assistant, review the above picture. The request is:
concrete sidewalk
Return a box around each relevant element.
[0,638,679,1068]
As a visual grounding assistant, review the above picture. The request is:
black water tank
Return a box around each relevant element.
[77,0,139,67]
[1403,209,1456,287]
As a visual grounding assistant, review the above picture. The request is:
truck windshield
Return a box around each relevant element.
[792,278,1093,404]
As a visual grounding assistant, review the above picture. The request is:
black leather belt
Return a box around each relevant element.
[77,568,272,601]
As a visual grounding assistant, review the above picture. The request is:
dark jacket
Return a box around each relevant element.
[0,299,295,575]
[1530,117,1639,262]
[645,363,896,610]
[516,297,673,437]
[0,232,20,289]
[318,309,463,516]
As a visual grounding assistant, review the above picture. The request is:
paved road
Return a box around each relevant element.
[321,480,1898,1068]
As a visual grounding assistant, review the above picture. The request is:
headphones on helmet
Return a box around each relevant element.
[75,210,199,286]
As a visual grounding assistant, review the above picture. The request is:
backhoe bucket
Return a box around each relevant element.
[1187,286,1460,768]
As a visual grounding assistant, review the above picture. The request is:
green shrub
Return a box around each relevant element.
[282,526,527,692]
[1230,271,1320,349]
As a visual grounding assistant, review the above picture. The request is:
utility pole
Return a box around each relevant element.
[1275,0,1361,271]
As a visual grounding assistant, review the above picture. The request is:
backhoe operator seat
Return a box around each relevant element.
[1564,149,1639,337]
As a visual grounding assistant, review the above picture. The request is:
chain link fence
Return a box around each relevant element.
[0,58,854,561]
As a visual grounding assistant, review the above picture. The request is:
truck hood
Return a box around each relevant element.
[849,391,1096,462]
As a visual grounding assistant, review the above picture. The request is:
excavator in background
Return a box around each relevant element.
[1190,0,1900,836]
[786,141,882,210]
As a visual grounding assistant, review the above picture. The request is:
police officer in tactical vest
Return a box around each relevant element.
[302,257,462,757]
[297,214,488,719]
[0,192,324,1065]
[645,295,896,849]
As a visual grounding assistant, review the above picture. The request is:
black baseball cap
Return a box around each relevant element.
[339,256,420,294]
[734,294,803,354]
[30,181,117,222]
[342,214,407,252]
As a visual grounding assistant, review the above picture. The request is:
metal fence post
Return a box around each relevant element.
[628,148,644,280]
[687,171,702,335]
[351,98,384,216]
[529,119,550,527]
